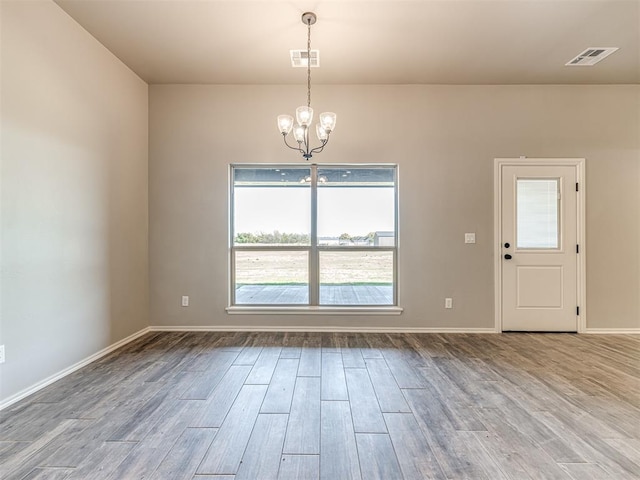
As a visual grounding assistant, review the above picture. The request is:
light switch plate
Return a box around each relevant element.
[181,296,189,307]
[465,233,476,244]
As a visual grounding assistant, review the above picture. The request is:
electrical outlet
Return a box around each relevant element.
[445,298,453,309]
[0,345,5,364]
[181,296,189,307]
[465,233,476,244]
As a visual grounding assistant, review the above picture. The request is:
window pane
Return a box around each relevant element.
[317,167,395,246]
[517,179,559,249]
[319,251,393,305]
[235,251,308,304]
[234,168,311,246]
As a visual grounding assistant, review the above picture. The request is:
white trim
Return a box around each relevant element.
[150,325,497,333]
[0,327,151,411]
[226,306,403,315]
[577,159,587,333]
[494,158,586,333]
[493,159,503,332]
[584,328,640,335]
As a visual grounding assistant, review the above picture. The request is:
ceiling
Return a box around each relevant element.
[54,0,639,85]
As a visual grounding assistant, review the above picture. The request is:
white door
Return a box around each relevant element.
[500,164,579,331]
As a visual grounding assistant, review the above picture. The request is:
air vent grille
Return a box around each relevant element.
[565,47,619,66]
[290,49,320,68]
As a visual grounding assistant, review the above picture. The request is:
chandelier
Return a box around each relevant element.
[277,12,336,161]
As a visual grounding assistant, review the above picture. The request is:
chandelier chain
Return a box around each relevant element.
[307,18,311,108]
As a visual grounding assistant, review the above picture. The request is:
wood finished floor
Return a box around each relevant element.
[1,332,639,480]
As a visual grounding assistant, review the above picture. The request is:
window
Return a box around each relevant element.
[516,178,560,249]
[230,165,398,307]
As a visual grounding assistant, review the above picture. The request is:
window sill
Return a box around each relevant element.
[226,306,403,315]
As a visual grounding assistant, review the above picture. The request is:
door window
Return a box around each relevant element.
[516,178,560,249]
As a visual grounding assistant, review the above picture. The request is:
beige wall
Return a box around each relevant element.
[1,1,149,403]
[150,84,639,330]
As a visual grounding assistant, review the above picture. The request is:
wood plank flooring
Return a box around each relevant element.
[1,332,639,479]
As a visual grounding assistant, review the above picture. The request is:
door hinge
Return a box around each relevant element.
[576,244,579,254]
[576,182,579,192]
[577,306,580,316]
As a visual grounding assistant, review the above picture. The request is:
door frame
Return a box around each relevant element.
[493,158,586,333]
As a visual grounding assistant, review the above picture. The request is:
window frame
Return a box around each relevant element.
[228,163,400,312]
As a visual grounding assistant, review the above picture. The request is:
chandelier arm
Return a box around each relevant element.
[309,137,329,155]
[282,134,306,154]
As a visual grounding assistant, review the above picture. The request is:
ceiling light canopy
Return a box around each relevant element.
[278,12,336,161]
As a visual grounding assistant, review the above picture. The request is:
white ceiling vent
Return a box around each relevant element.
[565,47,619,66]
[290,49,320,68]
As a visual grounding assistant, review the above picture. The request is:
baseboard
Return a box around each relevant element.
[149,325,498,334]
[0,327,151,411]
[584,328,640,334]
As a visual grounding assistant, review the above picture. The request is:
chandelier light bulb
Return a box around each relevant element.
[320,112,337,132]
[277,115,294,134]
[316,123,328,141]
[296,106,313,127]
[293,125,306,143]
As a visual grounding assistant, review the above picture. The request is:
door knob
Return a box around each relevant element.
[504,254,512,260]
